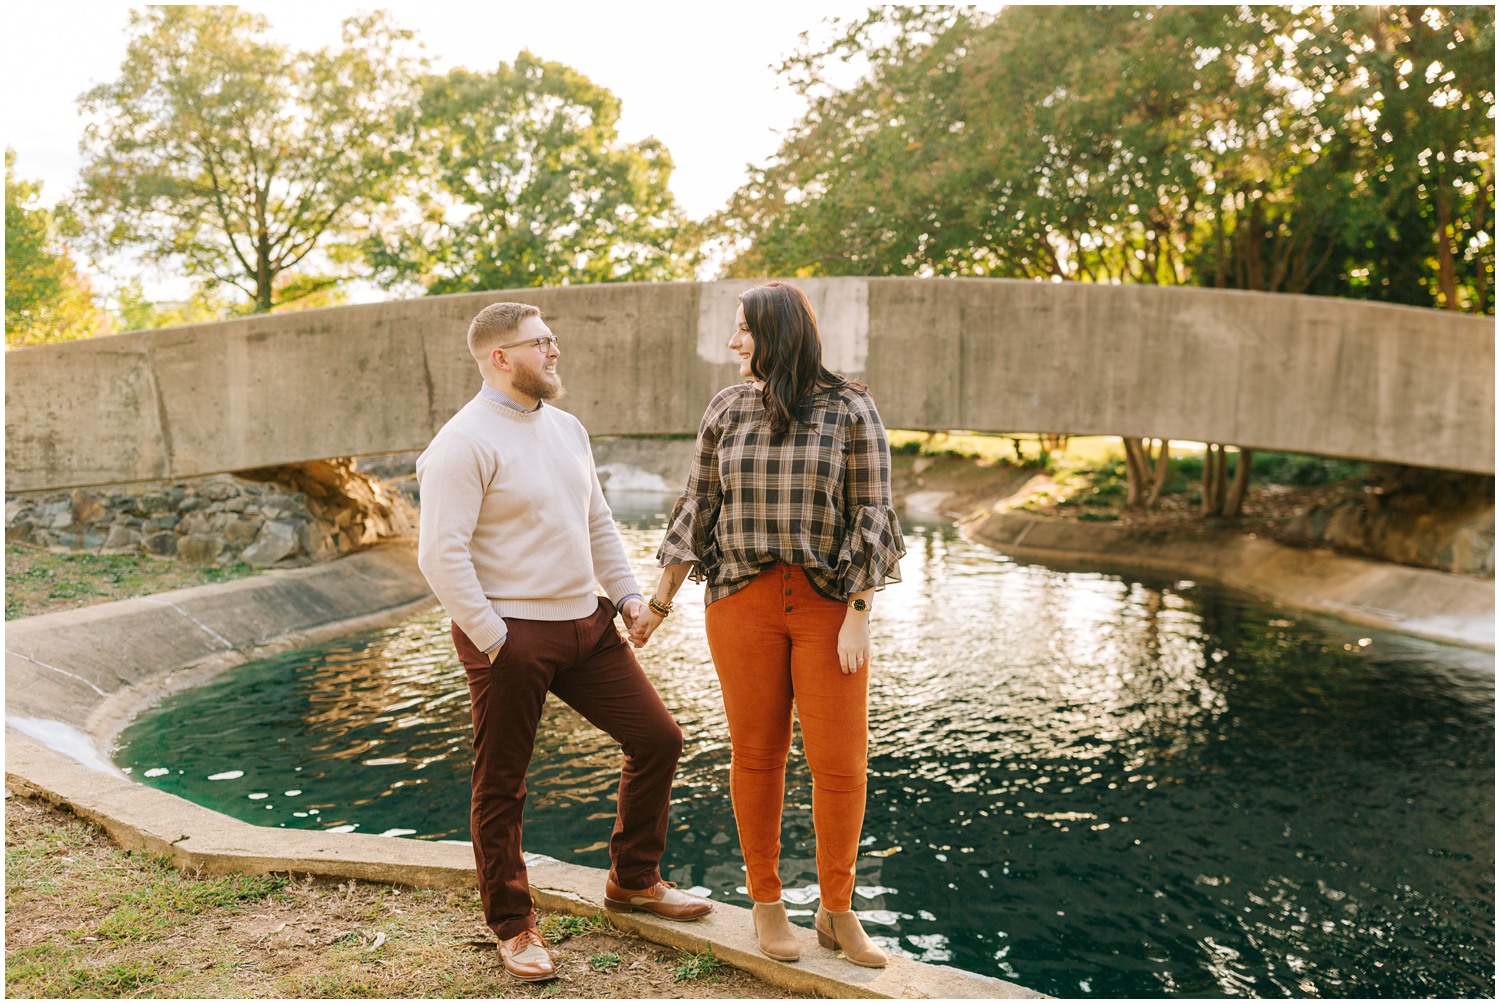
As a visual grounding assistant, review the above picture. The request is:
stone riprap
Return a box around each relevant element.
[1284,468,1495,576]
[7,479,314,566]
[5,462,415,568]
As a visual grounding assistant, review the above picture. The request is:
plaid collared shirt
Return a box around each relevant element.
[658,382,905,604]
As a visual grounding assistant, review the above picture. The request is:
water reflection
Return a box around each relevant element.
[117,506,1494,998]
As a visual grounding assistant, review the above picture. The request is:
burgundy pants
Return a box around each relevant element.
[451,597,683,940]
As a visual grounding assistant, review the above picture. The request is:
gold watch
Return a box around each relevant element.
[849,598,869,612]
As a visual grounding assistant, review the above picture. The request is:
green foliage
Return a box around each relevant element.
[1119,448,1365,494]
[5,546,259,620]
[669,950,722,982]
[365,52,692,294]
[888,430,1077,471]
[200,561,256,583]
[74,7,427,313]
[588,952,622,971]
[1171,454,1206,482]
[1058,458,1130,509]
[5,149,114,348]
[7,813,283,956]
[715,6,1494,312]
[114,274,353,333]
[74,959,167,994]
[537,911,608,942]
[94,856,286,942]
[113,281,232,331]
[890,439,924,456]
[1249,451,1370,488]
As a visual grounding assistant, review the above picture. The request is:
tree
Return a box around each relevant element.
[719,5,1495,297]
[74,6,426,314]
[112,282,230,332]
[717,5,1493,512]
[365,51,692,293]
[5,149,113,348]
[1350,6,1495,312]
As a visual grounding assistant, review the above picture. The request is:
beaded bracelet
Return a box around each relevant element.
[648,596,672,617]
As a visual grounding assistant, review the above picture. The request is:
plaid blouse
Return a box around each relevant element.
[658,382,905,604]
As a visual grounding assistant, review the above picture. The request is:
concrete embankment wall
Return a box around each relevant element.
[6,278,1494,493]
[961,512,1495,650]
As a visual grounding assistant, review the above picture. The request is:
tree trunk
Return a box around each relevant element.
[1124,437,1174,510]
[1435,180,1460,310]
[1146,439,1172,508]
[1212,446,1228,514]
[1194,441,1230,513]
[1200,444,1219,517]
[1223,447,1252,518]
[256,187,274,313]
[1122,437,1147,507]
[1474,182,1491,314]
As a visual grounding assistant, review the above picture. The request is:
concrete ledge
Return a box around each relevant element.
[960,512,1495,651]
[3,541,1040,999]
[7,731,1038,999]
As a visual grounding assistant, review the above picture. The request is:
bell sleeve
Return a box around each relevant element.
[837,394,906,594]
[656,392,728,581]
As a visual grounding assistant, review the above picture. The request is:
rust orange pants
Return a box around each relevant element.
[704,563,869,912]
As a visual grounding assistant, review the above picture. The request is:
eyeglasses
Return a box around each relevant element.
[497,334,558,351]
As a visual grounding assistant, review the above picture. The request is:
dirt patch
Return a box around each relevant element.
[890,451,1368,551]
[4,795,790,999]
[1020,478,1358,540]
[890,453,1044,518]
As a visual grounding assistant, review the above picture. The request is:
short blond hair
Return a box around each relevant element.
[468,302,541,361]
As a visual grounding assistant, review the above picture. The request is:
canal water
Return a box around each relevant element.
[116,504,1495,998]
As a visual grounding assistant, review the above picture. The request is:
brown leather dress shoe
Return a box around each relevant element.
[603,878,714,920]
[498,927,556,982]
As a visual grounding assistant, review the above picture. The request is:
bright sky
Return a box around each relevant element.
[4,1,893,220]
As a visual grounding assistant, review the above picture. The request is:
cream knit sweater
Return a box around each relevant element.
[415,392,641,653]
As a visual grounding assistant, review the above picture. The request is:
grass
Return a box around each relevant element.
[537,911,610,942]
[966,438,1377,537]
[5,545,258,619]
[889,430,1122,469]
[6,796,788,999]
[5,806,289,997]
[669,950,723,983]
[1044,447,1370,512]
[888,431,1369,496]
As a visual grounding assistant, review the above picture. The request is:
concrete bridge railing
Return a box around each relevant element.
[6,278,1493,493]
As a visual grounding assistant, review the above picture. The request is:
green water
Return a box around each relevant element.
[117,512,1495,997]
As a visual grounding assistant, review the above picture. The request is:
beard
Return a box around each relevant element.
[512,357,565,402]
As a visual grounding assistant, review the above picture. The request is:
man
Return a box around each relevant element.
[416,302,712,982]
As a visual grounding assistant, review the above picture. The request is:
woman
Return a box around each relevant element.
[629,281,905,967]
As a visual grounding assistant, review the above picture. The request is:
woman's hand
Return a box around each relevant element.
[633,566,690,649]
[837,611,871,674]
[630,607,666,648]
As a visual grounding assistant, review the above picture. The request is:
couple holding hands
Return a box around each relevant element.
[416,281,905,982]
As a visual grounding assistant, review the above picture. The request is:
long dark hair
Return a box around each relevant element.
[739,282,862,439]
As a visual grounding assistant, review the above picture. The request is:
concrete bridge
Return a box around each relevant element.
[5,278,1493,492]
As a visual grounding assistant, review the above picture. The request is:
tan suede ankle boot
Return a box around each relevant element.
[752,900,801,961]
[815,905,887,968]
